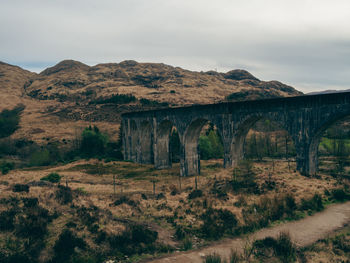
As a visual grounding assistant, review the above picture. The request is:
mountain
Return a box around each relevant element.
[0,60,302,143]
[25,59,301,105]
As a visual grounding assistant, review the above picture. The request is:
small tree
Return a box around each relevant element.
[80,126,108,157]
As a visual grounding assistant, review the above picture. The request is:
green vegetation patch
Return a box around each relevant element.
[90,93,137,105]
[0,161,14,175]
[40,172,61,183]
[200,208,238,240]
[0,105,24,139]
[252,232,297,263]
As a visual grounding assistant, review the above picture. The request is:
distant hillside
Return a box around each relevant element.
[307,89,350,95]
[0,60,302,143]
[0,61,36,110]
[25,60,301,106]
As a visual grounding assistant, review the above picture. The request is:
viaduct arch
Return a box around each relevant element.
[121,92,350,176]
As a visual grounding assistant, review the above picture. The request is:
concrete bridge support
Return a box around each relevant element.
[153,120,174,169]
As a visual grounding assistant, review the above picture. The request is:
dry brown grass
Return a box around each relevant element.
[0,158,342,241]
[301,225,350,262]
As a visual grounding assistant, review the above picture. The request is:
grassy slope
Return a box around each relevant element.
[0,157,349,262]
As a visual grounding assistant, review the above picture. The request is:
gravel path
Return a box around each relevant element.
[147,201,350,263]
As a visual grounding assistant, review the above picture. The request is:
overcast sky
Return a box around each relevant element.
[1,0,350,92]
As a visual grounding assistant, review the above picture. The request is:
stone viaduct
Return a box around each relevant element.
[121,92,350,177]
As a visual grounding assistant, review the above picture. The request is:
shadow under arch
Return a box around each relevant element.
[231,115,295,166]
[139,120,153,164]
[183,118,224,176]
[307,114,350,175]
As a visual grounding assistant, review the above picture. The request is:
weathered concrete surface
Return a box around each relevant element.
[146,201,350,263]
[122,92,350,176]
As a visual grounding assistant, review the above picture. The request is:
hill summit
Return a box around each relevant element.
[0,60,302,143]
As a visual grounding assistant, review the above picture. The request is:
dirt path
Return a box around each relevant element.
[147,201,350,263]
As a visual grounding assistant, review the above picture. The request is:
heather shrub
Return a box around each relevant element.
[52,229,86,263]
[55,185,73,204]
[41,172,61,183]
[203,253,223,263]
[12,184,29,193]
[201,208,238,239]
[188,189,203,199]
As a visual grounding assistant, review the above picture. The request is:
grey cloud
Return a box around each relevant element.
[1,0,350,92]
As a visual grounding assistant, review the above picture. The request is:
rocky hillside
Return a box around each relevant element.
[25,60,301,105]
[0,60,302,143]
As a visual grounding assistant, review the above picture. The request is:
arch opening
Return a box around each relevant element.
[311,116,350,176]
[155,120,180,169]
[184,119,224,176]
[198,122,224,162]
[236,117,296,173]
[244,118,296,161]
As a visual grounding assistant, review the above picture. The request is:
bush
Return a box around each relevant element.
[230,161,259,194]
[29,149,51,166]
[114,196,138,207]
[230,250,241,263]
[331,188,350,201]
[140,98,168,107]
[285,194,297,216]
[156,193,166,200]
[188,189,203,199]
[52,229,86,263]
[0,197,52,263]
[275,232,297,262]
[130,224,158,244]
[240,194,298,233]
[175,226,186,240]
[203,253,223,263]
[22,197,39,208]
[91,93,136,105]
[105,142,123,160]
[170,184,179,195]
[211,182,228,199]
[80,126,108,157]
[76,206,99,227]
[201,208,238,239]
[15,205,50,239]
[0,105,24,138]
[300,193,324,212]
[41,172,61,183]
[0,161,14,174]
[231,175,259,194]
[332,234,350,253]
[12,184,29,193]
[0,209,17,231]
[55,185,73,204]
[182,238,193,251]
[253,232,296,262]
[108,224,158,256]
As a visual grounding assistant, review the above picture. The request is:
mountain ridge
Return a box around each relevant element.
[0,59,302,143]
